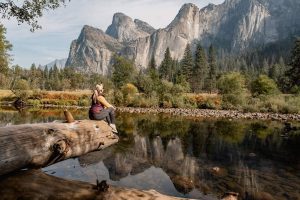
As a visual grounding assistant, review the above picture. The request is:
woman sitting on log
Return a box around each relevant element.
[89,84,118,133]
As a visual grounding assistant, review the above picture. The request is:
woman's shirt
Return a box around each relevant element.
[90,94,113,114]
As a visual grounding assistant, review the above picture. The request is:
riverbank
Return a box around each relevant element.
[1,89,300,121]
[117,107,300,121]
[1,102,300,122]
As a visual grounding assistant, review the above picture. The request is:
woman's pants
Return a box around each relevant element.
[89,107,116,124]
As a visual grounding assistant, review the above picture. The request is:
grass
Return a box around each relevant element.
[0,90,16,102]
[1,89,299,114]
[243,94,300,114]
[0,90,15,99]
[0,90,92,107]
[38,90,92,100]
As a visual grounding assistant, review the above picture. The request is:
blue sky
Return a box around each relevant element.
[3,0,225,68]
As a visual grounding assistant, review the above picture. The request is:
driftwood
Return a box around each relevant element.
[0,119,119,176]
[0,170,187,200]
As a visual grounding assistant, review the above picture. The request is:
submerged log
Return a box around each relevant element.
[0,120,119,176]
[0,170,187,200]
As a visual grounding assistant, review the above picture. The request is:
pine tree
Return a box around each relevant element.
[240,58,248,74]
[112,55,135,88]
[207,44,217,93]
[42,66,49,90]
[269,63,280,83]
[159,48,173,81]
[0,25,12,75]
[148,54,159,81]
[149,54,156,70]
[30,63,37,77]
[29,63,38,89]
[286,38,300,88]
[53,64,59,79]
[193,43,208,92]
[181,44,194,84]
[262,59,269,75]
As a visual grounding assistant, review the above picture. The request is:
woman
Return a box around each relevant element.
[89,84,118,133]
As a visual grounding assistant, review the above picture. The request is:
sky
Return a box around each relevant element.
[3,0,225,68]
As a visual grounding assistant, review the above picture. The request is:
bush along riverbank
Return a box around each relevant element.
[1,89,300,121]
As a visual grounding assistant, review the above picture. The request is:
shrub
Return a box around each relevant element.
[121,83,138,97]
[171,95,185,108]
[160,93,173,108]
[198,98,219,109]
[30,89,43,100]
[135,74,154,95]
[159,80,173,94]
[218,72,246,94]
[78,97,90,107]
[27,99,41,107]
[112,89,124,106]
[183,96,197,108]
[251,75,279,96]
[12,79,31,99]
[243,95,300,114]
[147,92,159,108]
[218,72,248,108]
[120,83,139,106]
[290,85,300,94]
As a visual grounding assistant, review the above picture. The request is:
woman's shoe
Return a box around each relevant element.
[110,124,118,134]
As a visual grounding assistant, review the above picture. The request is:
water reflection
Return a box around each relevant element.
[0,106,87,126]
[1,107,300,199]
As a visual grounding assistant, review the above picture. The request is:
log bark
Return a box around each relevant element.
[0,120,119,176]
[0,170,186,200]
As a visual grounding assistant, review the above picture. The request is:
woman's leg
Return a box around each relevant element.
[93,108,117,133]
[93,109,111,123]
[106,107,117,133]
[107,107,116,124]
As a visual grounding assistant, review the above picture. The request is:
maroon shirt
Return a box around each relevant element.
[90,94,104,113]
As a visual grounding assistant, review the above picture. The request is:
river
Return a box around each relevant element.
[0,107,299,199]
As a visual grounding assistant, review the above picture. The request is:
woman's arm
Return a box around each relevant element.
[97,96,114,108]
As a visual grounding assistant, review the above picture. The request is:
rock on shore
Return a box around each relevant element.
[117,107,300,121]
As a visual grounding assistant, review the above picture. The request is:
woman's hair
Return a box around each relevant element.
[92,89,99,104]
[96,84,104,95]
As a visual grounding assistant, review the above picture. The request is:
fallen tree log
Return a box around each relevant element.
[0,120,119,176]
[0,170,188,200]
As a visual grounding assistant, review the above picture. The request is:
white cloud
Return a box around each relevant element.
[3,0,225,67]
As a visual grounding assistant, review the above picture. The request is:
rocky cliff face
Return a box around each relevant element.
[66,0,300,74]
[66,25,124,74]
[105,13,155,43]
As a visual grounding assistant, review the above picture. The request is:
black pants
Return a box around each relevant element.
[89,107,116,124]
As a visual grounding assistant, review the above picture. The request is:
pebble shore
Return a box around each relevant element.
[117,107,300,121]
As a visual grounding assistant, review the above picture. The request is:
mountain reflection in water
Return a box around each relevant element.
[0,108,299,199]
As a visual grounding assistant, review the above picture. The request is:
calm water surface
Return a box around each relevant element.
[0,107,300,200]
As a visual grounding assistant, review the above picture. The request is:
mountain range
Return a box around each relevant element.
[65,0,300,75]
[44,58,67,70]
